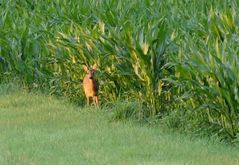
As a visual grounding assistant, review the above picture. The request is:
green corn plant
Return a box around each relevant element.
[123,19,170,116]
[173,3,239,138]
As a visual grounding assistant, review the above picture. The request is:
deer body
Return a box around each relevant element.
[83,64,99,107]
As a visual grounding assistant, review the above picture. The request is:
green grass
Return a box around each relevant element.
[0,91,238,165]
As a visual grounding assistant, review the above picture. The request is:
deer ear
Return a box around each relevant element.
[92,63,97,70]
[83,65,88,72]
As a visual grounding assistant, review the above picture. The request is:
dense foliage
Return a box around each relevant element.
[0,0,239,141]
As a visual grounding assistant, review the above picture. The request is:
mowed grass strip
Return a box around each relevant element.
[0,91,239,165]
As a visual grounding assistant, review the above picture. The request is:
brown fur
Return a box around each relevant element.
[83,64,99,107]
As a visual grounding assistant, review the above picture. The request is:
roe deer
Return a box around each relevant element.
[83,64,99,107]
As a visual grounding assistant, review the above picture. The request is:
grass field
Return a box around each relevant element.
[0,90,239,165]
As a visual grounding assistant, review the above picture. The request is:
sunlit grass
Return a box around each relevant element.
[0,90,239,164]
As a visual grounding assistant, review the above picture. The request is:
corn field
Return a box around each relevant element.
[0,0,239,140]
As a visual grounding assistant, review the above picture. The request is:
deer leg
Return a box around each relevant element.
[93,96,96,107]
[94,96,99,109]
[86,96,90,106]
[95,96,99,106]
